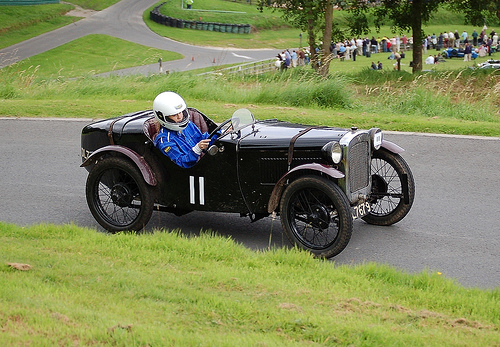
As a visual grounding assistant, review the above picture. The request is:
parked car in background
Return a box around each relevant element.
[477,59,500,69]
[441,47,478,59]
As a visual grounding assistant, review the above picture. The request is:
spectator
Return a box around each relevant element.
[381,37,388,52]
[284,50,291,68]
[275,57,283,70]
[377,61,383,70]
[424,55,434,64]
[291,50,298,67]
[362,37,369,56]
[356,37,363,55]
[478,44,487,57]
[401,35,408,52]
[298,49,305,66]
[370,36,378,53]
[331,44,338,58]
[304,49,310,65]
[487,38,493,56]
[438,33,444,49]
[464,43,472,61]
[431,33,437,48]
[448,31,455,48]
[338,44,346,59]
[390,36,397,52]
[472,30,479,46]
[461,30,468,44]
[454,30,460,47]
[277,52,286,69]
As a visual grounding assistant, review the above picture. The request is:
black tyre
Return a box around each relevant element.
[362,149,415,226]
[86,157,154,233]
[280,176,353,258]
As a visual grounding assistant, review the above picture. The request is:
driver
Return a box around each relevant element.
[153,91,216,168]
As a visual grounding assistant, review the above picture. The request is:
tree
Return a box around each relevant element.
[257,0,339,76]
[349,0,447,73]
[450,0,500,26]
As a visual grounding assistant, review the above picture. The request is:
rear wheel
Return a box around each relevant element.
[280,176,353,258]
[86,157,154,233]
[362,149,415,226]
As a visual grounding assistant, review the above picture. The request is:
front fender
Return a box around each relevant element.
[381,140,405,153]
[81,145,157,186]
[267,163,344,213]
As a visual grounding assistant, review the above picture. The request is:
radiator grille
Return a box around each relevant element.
[348,140,370,193]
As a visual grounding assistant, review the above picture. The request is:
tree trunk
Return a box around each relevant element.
[307,14,319,72]
[411,0,423,73]
[319,0,334,77]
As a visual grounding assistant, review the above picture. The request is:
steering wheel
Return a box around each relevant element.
[208,119,232,139]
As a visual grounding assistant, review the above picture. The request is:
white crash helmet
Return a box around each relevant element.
[153,91,189,131]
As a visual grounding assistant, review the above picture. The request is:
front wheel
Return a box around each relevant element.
[280,176,353,258]
[362,149,415,226]
[86,157,154,233]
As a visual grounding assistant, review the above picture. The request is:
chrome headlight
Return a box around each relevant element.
[322,141,342,164]
[369,128,383,150]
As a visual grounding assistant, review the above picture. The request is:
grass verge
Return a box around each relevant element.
[0,34,183,79]
[0,3,76,49]
[1,69,499,137]
[1,222,498,345]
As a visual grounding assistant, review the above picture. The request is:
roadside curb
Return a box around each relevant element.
[1,117,498,140]
[0,117,95,122]
[384,130,500,141]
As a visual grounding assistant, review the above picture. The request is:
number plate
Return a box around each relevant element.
[352,201,371,220]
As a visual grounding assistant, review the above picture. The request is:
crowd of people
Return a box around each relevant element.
[329,35,410,61]
[274,26,497,71]
[423,27,498,62]
[275,48,311,69]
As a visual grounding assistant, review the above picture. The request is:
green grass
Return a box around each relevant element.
[144,1,301,49]
[65,0,122,11]
[0,222,498,345]
[0,3,76,49]
[0,5,499,344]
[1,65,499,136]
[1,34,183,79]
[156,0,288,28]
[144,1,496,50]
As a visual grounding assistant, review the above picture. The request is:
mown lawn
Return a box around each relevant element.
[1,222,498,346]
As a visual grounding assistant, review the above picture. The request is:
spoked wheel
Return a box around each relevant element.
[86,157,154,233]
[362,149,415,226]
[280,176,353,258]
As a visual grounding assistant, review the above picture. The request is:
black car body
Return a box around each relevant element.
[81,108,415,258]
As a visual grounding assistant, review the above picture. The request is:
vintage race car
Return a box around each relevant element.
[81,108,415,258]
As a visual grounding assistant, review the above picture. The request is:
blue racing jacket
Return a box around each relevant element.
[154,121,213,168]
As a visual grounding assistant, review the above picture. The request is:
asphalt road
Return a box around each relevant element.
[1,118,499,289]
[0,1,499,289]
